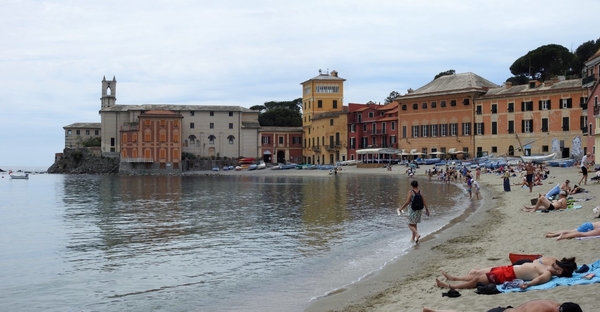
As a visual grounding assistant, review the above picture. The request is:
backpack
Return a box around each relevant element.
[411,190,424,210]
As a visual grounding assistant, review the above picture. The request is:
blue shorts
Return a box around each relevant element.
[577,222,594,233]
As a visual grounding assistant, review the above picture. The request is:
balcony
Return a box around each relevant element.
[122,157,154,163]
[311,146,321,152]
[121,122,139,131]
[582,75,596,86]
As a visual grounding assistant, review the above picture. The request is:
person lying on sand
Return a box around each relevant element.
[521,191,567,212]
[546,221,600,240]
[435,256,576,290]
[423,299,582,312]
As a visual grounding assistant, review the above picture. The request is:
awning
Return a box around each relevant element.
[357,148,403,155]
[430,151,445,155]
[412,152,425,155]
[410,149,417,154]
[448,148,457,154]
[397,149,411,156]
[263,150,271,155]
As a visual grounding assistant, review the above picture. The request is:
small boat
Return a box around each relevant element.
[10,173,29,179]
[520,153,557,163]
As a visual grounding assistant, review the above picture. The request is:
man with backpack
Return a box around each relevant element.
[398,180,430,243]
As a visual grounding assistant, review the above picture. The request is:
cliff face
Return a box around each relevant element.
[47,148,120,174]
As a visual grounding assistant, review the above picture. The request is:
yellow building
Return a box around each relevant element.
[301,70,348,164]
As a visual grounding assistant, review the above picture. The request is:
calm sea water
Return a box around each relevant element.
[0,168,469,312]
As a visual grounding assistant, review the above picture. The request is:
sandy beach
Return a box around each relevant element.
[283,164,599,312]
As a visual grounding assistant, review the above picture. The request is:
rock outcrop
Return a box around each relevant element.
[47,148,119,174]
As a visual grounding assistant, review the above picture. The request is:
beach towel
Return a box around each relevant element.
[498,260,600,293]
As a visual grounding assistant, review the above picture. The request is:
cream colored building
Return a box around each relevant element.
[63,122,101,148]
[301,70,348,164]
[99,76,260,160]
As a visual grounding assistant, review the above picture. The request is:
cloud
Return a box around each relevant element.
[1,0,598,166]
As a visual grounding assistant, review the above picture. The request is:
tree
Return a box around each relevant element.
[434,69,456,80]
[508,44,575,82]
[384,91,401,104]
[255,98,303,127]
[570,38,600,76]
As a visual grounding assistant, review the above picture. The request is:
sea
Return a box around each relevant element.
[0,166,472,312]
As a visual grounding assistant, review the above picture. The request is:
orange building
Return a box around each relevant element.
[258,127,304,164]
[394,73,498,158]
[120,110,184,173]
[347,101,399,161]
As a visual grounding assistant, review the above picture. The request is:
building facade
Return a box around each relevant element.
[301,70,348,165]
[258,127,304,164]
[63,123,101,148]
[347,101,399,161]
[98,76,261,165]
[583,48,600,163]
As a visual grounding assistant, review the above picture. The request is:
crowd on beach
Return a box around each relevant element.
[424,153,597,312]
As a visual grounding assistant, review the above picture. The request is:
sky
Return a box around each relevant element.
[1,0,599,168]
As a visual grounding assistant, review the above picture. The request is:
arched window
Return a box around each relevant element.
[188,135,196,144]
[227,135,235,144]
[208,135,216,144]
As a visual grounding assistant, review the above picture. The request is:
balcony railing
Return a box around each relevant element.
[311,146,321,152]
[122,157,154,163]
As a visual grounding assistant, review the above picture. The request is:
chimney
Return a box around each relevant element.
[331,70,338,77]
[505,82,512,89]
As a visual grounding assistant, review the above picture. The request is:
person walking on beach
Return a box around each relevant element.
[525,162,534,192]
[579,152,591,186]
[423,299,582,312]
[502,170,511,192]
[398,180,430,244]
[435,256,577,290]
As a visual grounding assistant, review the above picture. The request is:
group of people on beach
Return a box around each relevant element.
[398,157,600,312]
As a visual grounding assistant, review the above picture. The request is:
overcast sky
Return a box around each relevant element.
[1,0,598,168]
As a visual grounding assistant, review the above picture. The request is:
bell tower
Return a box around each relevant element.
[101,76,117,109]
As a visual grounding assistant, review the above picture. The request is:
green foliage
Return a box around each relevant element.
[82,137,101,147]
[384,91,401,104]
[434,69,456,80]
[182,152,196,160]
[255,98,303,127]
[259,107,302,127]
[570,38,600,76]
[508,44,575,82]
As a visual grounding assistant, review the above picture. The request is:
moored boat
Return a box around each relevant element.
[520,153,557,163]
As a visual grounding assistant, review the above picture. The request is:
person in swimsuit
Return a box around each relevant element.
[423,299,582,312]
[525,162,534,192]
[435,256,576,290]
[521,191,568,212]
[545,221,600,240]
[398,180,430,244]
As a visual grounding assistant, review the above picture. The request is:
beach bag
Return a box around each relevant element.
[411,190,424,210]
[475,282,501,295]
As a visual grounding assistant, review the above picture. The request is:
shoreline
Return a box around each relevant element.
[304,165,599,312]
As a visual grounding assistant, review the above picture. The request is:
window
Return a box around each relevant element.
[371,123,376,134]
[160,120,166,127]
[333,100,338,109]
[350,124,356,132]
[76,130,80,135]
[318,100,323,108]
[190,111,195,116]
[402,126,407,138]
[431,124,438,137]
[450,100,457,107]
[521,101,533,111]
[542,145,549,152]
[190,123,195,129]
[357,114,362,123]
[562,117,569,131]
[431,101,437,108]
[491,104,497,114]
[401,104,407,110]
[462,122,471,136]
[508,102,514,112]
[86,130,90,135]
[476,123,484,135]
[208,135,215,144]
[210,123,214,129]
[581,116,588,133]
[229,123,233,129]
[441,100,447,107]
[229,111,233,117]
[540,100,550,110]
[95,130,99,135]
[463,98,470,105]
[492,122,497,135]
[391,121,396,131]
[174,121,179,128]
[476,105,482,115]
[210,111,214,116]
[279,136,284,144]
[450,123,458,136]
[508,120,514,134]
[160,132,166,142]
[492,146,498,153]
[412,103,418,109]
[262,136,271,144]
[422,102,427,109]
[522,120,533,133]
[411,125,419,138]
[541,118,548,132]
[421,125,428,137]
[440,124,447,136]
[363,124,367,132]
[368,112,374,118]
[292,137,301,144]
[67,130,72,135]
[561,98,572,109]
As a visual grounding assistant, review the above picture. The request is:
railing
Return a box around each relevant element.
[121,125,139,131]
[122,157,154,163]
[311,146,321,152]
[325,146,335,151]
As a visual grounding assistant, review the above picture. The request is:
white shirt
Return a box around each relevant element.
[581,155,588,168]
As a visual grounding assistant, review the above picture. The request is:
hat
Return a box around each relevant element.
[559,190,567,196]
[442,289,461,298]
[559,302,582,312]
